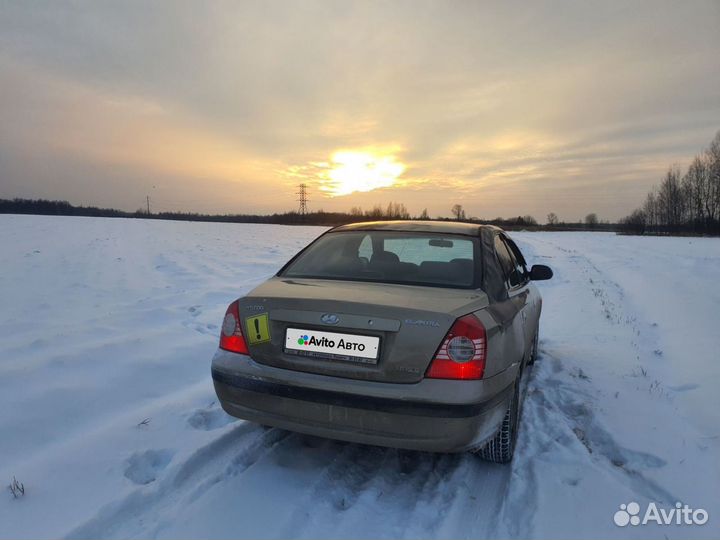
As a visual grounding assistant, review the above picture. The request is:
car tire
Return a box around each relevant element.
[473,372,522,464]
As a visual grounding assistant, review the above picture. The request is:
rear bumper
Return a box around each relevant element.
[211,350,514,452]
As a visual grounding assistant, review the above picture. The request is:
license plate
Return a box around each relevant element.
[285,328,380,364]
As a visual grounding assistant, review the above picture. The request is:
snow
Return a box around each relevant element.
[0,215,718,539]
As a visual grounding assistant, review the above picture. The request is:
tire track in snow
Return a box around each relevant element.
[68,423,289,539]
[277,441,390,538]
[518,234,666,381]
[293,447,507,539]
[410,454,508,539]
[526,351,676,504]
[504,234,680,531]
[276,442,483,539]
[69,419,509,540]
[318,449,455,538]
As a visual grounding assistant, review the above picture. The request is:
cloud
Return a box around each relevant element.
[1,0,719,219]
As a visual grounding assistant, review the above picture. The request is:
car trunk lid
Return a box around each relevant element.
[237,277,489,383]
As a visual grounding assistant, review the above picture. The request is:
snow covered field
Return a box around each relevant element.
[1,215,718,539]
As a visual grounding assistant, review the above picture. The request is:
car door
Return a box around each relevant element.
[489,234,529,371]
[502,235,540,343]
[495,234,533,361]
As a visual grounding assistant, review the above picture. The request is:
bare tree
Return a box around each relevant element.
[546,212,559,226]
[451,204,466,221]
[367,204,384,219]
[620,208,647,234]
[706,131,720,226]
[683,156,706,227]
[621,130,720,235]
[657,167,684,230]
[584,213,599,228]
[642,191,658,230]
[384,202,409,219]
[419,208,429,219]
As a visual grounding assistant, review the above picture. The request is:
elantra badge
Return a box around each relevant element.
[321,313,340,325]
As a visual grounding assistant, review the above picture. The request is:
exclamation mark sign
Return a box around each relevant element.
[247,313,269,344]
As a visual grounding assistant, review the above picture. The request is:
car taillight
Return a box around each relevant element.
[219,300,249,354]
[426,314,486,380]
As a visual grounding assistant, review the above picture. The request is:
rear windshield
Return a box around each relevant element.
[281,231,478,288]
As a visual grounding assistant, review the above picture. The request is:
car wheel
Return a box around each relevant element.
[474,371,523,464]
[528,327,539,365]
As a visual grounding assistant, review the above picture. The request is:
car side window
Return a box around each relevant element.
[502,236,528,284]
[494,236,520,288]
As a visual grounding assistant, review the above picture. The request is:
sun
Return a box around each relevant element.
[322,150,406,196]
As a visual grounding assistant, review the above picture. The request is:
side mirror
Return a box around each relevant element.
[530,264,553,281]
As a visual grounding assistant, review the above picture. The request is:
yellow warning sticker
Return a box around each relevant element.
[245,313,271,344]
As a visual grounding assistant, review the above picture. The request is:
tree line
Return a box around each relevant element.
[0,198,359,226]
[621,131,720,235]
[0,198,541,228]
[1,197,615,231]
[0,199,438,226]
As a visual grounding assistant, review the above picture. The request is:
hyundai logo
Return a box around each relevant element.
[321,313,340,325]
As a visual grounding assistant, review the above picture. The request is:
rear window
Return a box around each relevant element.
[281,231,478,288]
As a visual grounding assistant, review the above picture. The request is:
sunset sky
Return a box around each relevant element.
[1,1,719,221]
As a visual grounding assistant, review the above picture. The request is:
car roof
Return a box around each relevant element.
[331,220,503,237]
